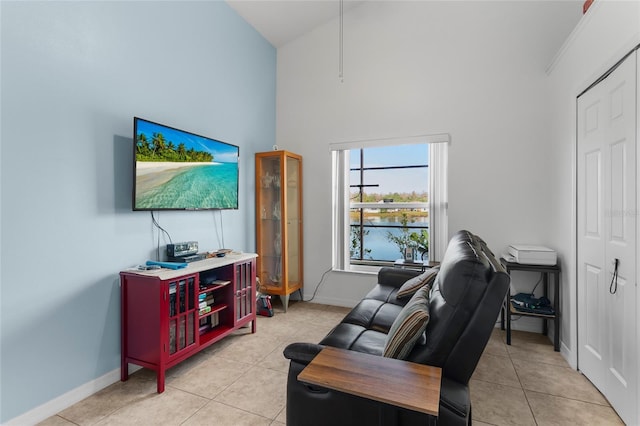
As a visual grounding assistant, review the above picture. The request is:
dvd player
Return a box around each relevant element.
[167,253,206,263]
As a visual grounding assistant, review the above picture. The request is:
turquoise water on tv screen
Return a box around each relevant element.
[136,162,239,209]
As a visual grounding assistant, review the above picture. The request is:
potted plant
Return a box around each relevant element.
[387,213,415,259]
[409,229,429,260]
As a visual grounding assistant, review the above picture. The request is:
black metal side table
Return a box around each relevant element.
[499,258,561,352]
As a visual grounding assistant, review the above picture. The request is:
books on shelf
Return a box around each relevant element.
[199,306,212,316]
[211,280,231,286]
[198,312,220,334]
[198,293,214,305]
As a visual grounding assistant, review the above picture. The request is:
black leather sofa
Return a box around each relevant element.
[283,230,510,426]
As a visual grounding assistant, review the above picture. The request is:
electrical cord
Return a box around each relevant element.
[303,267,333,302]
[530,273,544,295]
[210,210,227,250]
[150,211,173,260]
[219,210,225,249]
[211,210,226,249]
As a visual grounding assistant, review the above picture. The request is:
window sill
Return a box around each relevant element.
[331,267,379,276]
[336,260,397,275]
[344,264,382,274]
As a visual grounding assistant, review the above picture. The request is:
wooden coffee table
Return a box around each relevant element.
[298,346,441,420]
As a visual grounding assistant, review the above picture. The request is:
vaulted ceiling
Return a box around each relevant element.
[226,0,364,47]
[226,0,583,52]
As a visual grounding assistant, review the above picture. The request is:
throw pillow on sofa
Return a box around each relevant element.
[396,267,439,299]
[383,285,430,359]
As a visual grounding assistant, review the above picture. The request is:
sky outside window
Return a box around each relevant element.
[349,144,429,197]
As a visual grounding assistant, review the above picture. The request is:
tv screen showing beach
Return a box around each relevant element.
[133,118,239,210]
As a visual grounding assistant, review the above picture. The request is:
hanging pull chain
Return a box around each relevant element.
[609,258,619,294]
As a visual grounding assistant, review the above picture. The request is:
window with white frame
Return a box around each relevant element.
[331,134,449,272]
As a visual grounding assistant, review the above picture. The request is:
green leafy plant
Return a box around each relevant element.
[386,213,429,260]
[350,226,372,260]
[386,213,415,257]
[409,229,429,259]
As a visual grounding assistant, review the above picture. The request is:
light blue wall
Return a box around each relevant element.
[0,1,275,421]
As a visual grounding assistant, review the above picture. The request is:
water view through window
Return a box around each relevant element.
[350,144,429,263]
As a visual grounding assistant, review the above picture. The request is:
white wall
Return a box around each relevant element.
[0,2,275,422]
[547,0,640,367]
[277,1,580,312]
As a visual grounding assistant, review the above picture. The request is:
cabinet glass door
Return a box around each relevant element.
[286,156,301,284]
[168,277,197,356]
[234,260,255,325]
[257,155,282,287]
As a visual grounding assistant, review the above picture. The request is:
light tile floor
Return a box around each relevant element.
[471,329,624,426]
[39,301,623,426]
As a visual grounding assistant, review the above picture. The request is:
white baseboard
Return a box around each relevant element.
[5,365,141,425]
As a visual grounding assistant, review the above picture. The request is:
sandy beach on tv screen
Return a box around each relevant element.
[136,161,221,194]
[136,161,220,176]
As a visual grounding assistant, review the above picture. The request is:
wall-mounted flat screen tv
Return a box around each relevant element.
[133,117,239,210]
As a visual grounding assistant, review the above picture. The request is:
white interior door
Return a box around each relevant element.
[577,51,637,426]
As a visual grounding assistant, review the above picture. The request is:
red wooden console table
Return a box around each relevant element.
[120,253,257,392]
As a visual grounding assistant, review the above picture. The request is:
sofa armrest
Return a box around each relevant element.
[377,267,422,288]
[283,342,325,365]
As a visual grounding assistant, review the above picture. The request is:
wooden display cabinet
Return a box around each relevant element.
[120,254,256,393]
[255,150,303,312]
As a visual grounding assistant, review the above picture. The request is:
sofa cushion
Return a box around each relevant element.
[339,298,404,333]
[319,323,386,355]
[363,268,422,306]
[349,329,387,354]
[363,284,401,304]
[383,285,430,359]
[396,267,439,299]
